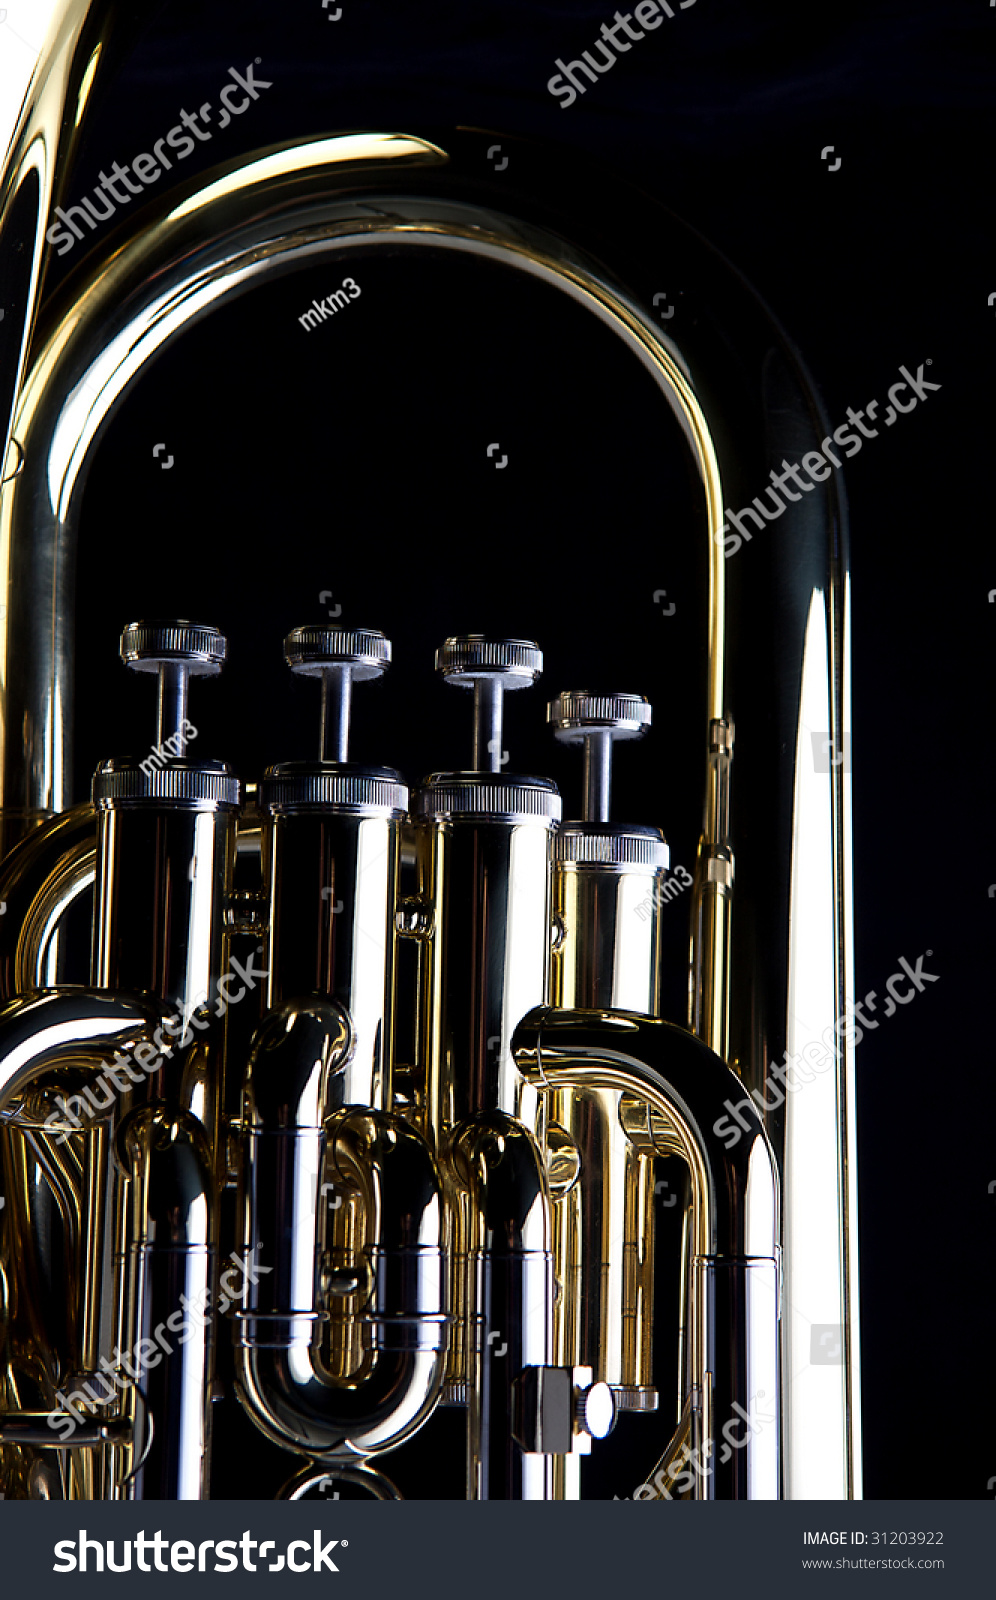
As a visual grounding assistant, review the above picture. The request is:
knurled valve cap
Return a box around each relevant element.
[548,691,651,743]
[284,626,391,683]
[436,635,543,689]
[120,620,228,677]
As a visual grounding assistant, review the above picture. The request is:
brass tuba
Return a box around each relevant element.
[0,1,859,1500]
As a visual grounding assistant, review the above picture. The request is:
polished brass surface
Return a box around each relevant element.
[550,860,666,1411]
[513,1008,781,1500]
[547,703,669,1495]
[0,806,96,995]
[0,0,859,1500]
[262,804,402,1112]
[690,719,735,1059]
[414,802,558,1143]
[236,1001,448,1461]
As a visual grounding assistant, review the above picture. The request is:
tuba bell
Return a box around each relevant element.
[0,1,859,1500]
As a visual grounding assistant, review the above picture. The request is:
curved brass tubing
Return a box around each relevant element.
[0,806,98,1449]
[235,1000,448,1460]
[5,1101,218,1502]
[0,988,162,1119]
[115,1105,216,1501]
[0,987,166,1497]
[512,1007,780,1501]
[0,806,96,998]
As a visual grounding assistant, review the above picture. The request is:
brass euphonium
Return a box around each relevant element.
[0,2,860,1500]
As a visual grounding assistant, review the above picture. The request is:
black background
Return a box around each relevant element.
[22,0,996,1500]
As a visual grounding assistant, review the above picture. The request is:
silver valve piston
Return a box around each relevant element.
[261,627,406,815]
[545,692,669,1423]
[547,691,652,824]
[284,626,391,764]
[436,635,543,773]
[97,619,239,807]
[261,628,407,1110]
[120,619,227,754]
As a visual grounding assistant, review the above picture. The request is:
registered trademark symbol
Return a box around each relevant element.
[341,1540,348,1547]
[256,56,261,63]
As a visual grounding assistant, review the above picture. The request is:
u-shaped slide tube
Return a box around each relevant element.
[235,1000,448,1458]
